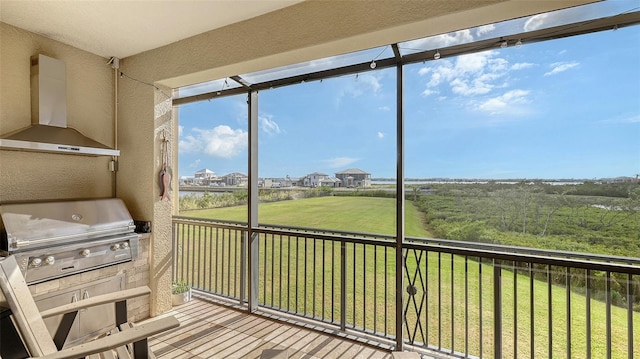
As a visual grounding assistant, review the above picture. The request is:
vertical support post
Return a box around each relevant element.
[494,259,502,359]
[395,60,405,352]
[248,91,259,312]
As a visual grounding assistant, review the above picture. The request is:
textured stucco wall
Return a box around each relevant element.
[0,23,115,202]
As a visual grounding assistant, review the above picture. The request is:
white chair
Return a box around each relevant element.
[0,255,179,358]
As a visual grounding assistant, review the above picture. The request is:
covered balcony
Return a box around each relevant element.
[1,1,638,358]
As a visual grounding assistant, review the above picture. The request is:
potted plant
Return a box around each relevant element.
[171,280,191,306]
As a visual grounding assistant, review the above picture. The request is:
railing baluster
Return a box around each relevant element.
[425,250,429,347]
[438,252,442,350]
[566,267,571,359]
[606,271,612,359]
[186,224,192,284]
[331,239,335,323]
[363,243,366,330]
[263,234,267,304]
[196,224,201,289]
[304,236,308,316]
[627,273,634,359]
[548,265,552,359]
[353,242,357,327]
[586,269,591,359]
[479,258,483,358]
[214,227,219,293]
[279,235,283,311]
[385,245,388,335]
[530,263,534,359]
[271,233,275,307]
[287,234,291,312]
[465,256,469,358]
[374,244,377,334]
[514,261,518,359]
[313,238,317,318]
[240,230,246,304]
[234,229,238,297]
[494,259,502,359]
[295,236,299,313]
[322,239,325,321]
[221,228,226,296]
[451,253,455,353]
[341,239,346,331]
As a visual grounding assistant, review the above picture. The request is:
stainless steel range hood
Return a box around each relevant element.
[0,54,119,156]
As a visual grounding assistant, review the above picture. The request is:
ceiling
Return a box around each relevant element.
[0,0,304,59]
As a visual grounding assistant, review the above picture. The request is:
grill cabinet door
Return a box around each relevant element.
[78,275,124,338]
[35,289,81,346]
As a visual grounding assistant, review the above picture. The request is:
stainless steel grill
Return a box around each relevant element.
[0,198,139,284]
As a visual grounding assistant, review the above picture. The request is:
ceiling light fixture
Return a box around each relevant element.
[370,61,377,69]
[434,50,441,60]
[515,39,523,48]
[500,40,508,48]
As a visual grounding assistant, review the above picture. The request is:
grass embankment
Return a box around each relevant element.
[179,196,638,358]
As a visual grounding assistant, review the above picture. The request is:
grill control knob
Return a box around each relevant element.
[30,258,42,267]
[80,249,91,257]
[111,243,121,251]
[44,256,55,265]
[121,242,129,249]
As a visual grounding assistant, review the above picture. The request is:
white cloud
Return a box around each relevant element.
[478,89,530,114]
[323,157,359,168]
[259,115,281,135]
[377,132,385,139]
[524,13,551,32]
[601,114,640,124]
[544,62,579,76]
[179,125,247,158]
[511,62,535,70]
[378,106,390,111]
[178,125,184,137]
[405,30,474,51]
[418,67,430,76]
[188,159,201,168]
[420,51,514,97]
[422,88,439,97]
[476,24,496,37]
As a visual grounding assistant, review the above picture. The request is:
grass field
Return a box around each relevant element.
[178,196,639,358]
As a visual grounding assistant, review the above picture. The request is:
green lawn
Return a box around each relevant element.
[182,196,432,237]
[178,196,638,358]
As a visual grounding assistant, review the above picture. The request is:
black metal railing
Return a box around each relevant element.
[172,216,639,358]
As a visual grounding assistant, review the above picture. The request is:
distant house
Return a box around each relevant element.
[284,176,301,187]
[195,168,215,179]
[319,177,342,188]
[303,172,329,187]
[336,168,371,188]
[179,176,196,185]
[222,172,248,186]
[194,168,216,185]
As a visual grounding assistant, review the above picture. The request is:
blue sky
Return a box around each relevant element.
[177,4,640,180]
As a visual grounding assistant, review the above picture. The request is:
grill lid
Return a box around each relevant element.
[0,198,135,250]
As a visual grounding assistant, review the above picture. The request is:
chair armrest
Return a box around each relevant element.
[39,315,179,359]
[40,286,151,319]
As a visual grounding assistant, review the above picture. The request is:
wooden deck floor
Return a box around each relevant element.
[148,297,444,359]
